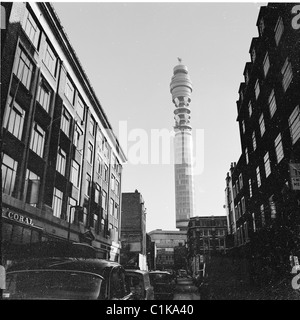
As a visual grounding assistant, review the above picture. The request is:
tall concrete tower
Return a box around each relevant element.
[170,59,195,231]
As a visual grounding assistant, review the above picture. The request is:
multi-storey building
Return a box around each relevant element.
[187,216,227,275]
[148,229,187,271]
[225,3,300,275]
[120,190,147,270]
[1,2,126,263]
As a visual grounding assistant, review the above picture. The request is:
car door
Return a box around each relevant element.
[110,266,133,300]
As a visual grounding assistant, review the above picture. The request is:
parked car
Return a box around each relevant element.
[4,257,134,300]
[149,270,176,300]
[178,269,188,278]
[125,269,154,300]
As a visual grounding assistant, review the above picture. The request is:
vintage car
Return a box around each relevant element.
[4,257,133,300]
[125,269,154,300]
[149,270,176,300]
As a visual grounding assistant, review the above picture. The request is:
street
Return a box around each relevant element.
[173,277,200,300]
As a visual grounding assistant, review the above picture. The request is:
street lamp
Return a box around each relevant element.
[67,205,83,242]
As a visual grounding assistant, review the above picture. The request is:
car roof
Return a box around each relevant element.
[125,269,149,275]
[149,270,171,274]
[7,257,122,276]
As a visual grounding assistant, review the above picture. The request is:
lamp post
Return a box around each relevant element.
[67,205,83,242]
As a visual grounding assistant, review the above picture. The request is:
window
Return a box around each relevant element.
[3,96,25,140]
[289,106,300,145]
[73,124,83,150]
[239,173,243,189]
[263,52,270,77]
[104,164,108,182]
[114,203,119,218]
[77,96,85,121]
[255,80,260,99]
[30,123,45,158]
[13,46,34,90]
[65,76,75,104]
[94,184,101,205]
[67,198,77,224]
[71,160,80,188]
[115,180,119,196]
[259,17,265,35]
[37,78,52,112]
[87,142,94,164]
[43,43,57,77]
[241,197,246,215]
[274,133,284,163]
[251,48,256,63]
[103,141,109,158]
[96,156,103,176]
[56,147,66,176]
[85,173,91,196]
[259,113,265,136]
[245,148,249,164]
[102,190,107,211]
[25,169,40,206]
[61,107,71,137]
[111,174,115,192]
[252,131,257,151]
[109,199,114,216]
[268,90,277,118]
[89,116,95,136]
[269,195,277,219]
[256,166,261,188]
[252,213,256,232]
[264,152,271,178]
[245,70,249,85]
[249,179,252,198]
[2,154,18,196]
[22,7,40,49]
[281,58,293,92]
[248,101,252,118]
[242,120,246,134]
[274,16,284,46]
[260,204,265,227]
[53,188,63,218]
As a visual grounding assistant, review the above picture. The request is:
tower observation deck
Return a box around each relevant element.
[170,60,195,231]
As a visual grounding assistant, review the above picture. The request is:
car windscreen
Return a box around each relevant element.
[4,270,103,300]
[149,273,171,283]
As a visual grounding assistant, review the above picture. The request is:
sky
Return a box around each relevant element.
[52,1,264,232]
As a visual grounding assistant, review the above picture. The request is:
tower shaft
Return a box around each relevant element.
[170,62,195,231]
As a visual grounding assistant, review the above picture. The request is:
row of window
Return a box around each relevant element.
[191,229,226,237]
[242,56,293,139]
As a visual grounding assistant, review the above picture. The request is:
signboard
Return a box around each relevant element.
[2,208,34,226]
[289,163,300,190]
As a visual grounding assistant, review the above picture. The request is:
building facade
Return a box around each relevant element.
[225,3,300,276]
[170,61,195,231]
[1,2,126,263]
[148,229,187,270]
[186,216,227,276]
[120,190,147,270]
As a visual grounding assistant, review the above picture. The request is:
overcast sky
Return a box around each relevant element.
[53,1,264,232]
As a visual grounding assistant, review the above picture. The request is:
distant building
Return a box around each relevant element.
[187,216,227,257]
[1,2,126,263]
[120,190,147,270]
[148,229,187,270]
[224,3,300,277]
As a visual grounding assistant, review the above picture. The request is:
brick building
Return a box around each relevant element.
[224,3,300,278]
[120,190,147,269]
[1,2,126,263]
